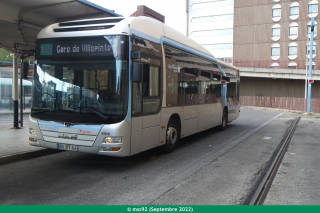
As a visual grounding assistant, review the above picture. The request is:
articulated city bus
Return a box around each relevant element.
[28,16,240,157]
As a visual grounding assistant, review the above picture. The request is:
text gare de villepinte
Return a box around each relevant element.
[56,43,112,54]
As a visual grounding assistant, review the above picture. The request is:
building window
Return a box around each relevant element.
[289,22,298,40]
[192,14,233,23]
[272,47,280,56]
[289,47,297,56]
[202,43,233,50]
[272,24,280,41]
[271,43,280,60]
[289,27,298,36]
[273,8,281,17]
[271,62,280,68]
[288,62,297,69]
[307,42,316,58]
[290,2,299,20]
[192,0,233,9]
[308,0,318,17]
[290,6,299,15]
[272,5,281,22]
[288,43,298,60]
[217,58,233,64]
[308,20,318,38]
[191,29,233,37]
[272,28,280,37]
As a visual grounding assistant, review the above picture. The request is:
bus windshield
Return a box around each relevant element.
[31,36,128,124]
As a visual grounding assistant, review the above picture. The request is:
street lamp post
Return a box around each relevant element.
[307,17,315,115]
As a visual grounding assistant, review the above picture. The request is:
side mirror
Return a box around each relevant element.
[132,63,143,82]
[20,50,35,60]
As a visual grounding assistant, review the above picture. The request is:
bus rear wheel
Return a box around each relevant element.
[161,118,179,153]
[220,109,227,131]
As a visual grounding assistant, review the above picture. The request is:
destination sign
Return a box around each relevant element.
[36,36,115,60]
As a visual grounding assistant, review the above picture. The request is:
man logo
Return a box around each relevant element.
[58,133,77,140]
[64,122,73,127]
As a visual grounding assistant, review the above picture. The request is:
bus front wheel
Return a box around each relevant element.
[161,118,179,153]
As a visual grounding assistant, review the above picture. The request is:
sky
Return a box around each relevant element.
[90,0,187,35]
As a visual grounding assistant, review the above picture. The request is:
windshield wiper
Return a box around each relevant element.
[65,107,108,120]
[32,109,63,115]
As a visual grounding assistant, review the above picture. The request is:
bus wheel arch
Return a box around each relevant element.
[161,114,181,153]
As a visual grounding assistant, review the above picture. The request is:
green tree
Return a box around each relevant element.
[0,48,13,62]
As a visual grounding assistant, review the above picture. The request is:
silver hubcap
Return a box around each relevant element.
[167,125,177,146]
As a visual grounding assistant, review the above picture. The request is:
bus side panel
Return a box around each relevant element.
[130,117,143,155]
[142,113,160,152]
[142,126,159,151]
[183,118,198,137]
[183,105,198,120]
[198,104,214,132]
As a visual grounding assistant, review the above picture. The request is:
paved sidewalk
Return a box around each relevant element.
[264,117,320,205]
[0,127,43,158]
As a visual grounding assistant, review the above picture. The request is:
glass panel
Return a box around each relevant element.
[308,24,317,35]
[192,29,233,37]
[289,27,298,36]
[272,28,280,37]
[290,6,299,15]
[149,66,159,96]
[192,14,233,23]
[273,9,281,17]
[32,36,128,124]
[272,47,280,56]
[202,44,233,50]
[143,98,160,113]
[192,0,233,9]
[132,82,142,114]
[309,4,318,14]
[308,45,316,54]
[141,65,160,113]
[289,47,297,55]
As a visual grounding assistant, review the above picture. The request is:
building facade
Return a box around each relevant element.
[233,0,320,98]
[187,0,234,63]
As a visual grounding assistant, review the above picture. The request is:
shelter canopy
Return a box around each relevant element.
[0,0,121,53]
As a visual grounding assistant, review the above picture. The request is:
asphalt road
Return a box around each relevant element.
[0,109,291,205]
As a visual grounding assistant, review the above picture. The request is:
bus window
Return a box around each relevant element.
[142,65,160,113]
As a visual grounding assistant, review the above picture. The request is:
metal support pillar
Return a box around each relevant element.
[12,54,19,128]
[307,17,315,115]
[20,61,23,127]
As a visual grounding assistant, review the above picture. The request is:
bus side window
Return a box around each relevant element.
[142,65,160,113]
[132,82,142,114]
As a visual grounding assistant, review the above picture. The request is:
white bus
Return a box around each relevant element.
[29,16,240,156]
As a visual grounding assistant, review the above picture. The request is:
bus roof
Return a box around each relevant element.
[37,16,238,71]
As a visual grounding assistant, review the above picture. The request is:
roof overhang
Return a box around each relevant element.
[0,0,122,54]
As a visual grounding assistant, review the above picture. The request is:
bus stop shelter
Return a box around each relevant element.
[0,0,122,128]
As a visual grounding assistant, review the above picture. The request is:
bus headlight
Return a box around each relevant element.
[29,128,37,136]
[104,137,123,144]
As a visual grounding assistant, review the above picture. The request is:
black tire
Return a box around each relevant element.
[220,109,227,131]
[161,118,179,153]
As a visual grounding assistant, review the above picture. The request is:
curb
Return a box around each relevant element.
[0,149,62,166]
[241,106,320,117]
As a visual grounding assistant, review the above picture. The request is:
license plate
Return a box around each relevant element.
[58,144,79,152]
